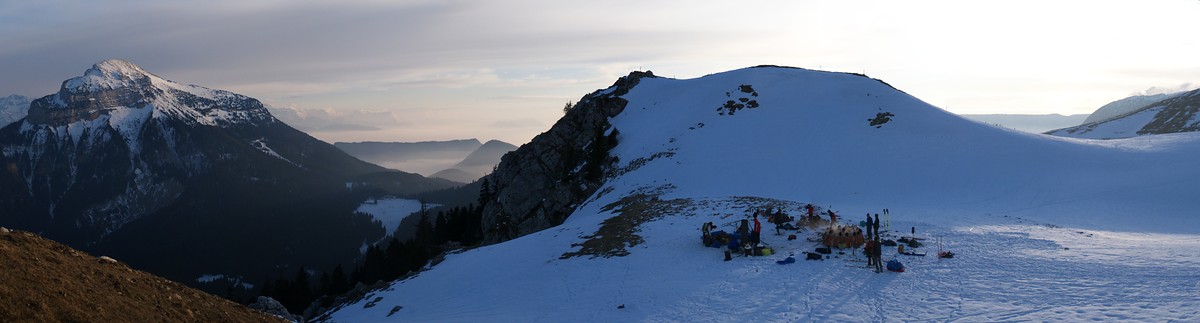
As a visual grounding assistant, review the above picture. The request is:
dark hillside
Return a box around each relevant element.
[0,228,282,322]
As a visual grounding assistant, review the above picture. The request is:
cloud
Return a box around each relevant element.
[267,105,407,132]
[1133,83,1198,96]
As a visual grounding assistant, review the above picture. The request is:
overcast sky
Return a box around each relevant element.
[2,0,1198,144]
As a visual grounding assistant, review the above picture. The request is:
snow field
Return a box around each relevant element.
[355,198,437,237]
[331,197,1200,322]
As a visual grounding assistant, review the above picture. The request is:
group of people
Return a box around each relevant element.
[862,213,884,273]
[736,215,763,256]
[700,205,915,273]
[702,205,898,268]
[702,207,800,260]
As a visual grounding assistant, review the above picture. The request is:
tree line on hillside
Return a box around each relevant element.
[256,203,484,314]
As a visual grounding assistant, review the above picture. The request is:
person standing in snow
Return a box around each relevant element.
[864,238,876,268]
[828,210,838,228]
[866,214,874,240]
[751,215,762,246]
[872,213,881,239]
[806,204,815,223]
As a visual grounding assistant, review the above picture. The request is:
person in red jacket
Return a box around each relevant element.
[750,214,762,246]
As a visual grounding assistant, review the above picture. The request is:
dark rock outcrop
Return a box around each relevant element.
[249,296,304,322]
[1138,90,1200,135]
[479,71,655,243]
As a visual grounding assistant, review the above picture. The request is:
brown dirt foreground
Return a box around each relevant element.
[0,228,283,322]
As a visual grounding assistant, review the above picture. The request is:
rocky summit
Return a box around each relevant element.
[0,60,448,292]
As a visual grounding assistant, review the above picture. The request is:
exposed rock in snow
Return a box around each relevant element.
[249,296,304,322]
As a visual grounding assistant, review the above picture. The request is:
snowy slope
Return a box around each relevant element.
[1049,89,1200,139]
[325,67,1200,321]
[0,94,30,128]
[1081,92,1180,125]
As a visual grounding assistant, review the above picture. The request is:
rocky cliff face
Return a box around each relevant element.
[1137,90,1200,135]
[479,71,655,243]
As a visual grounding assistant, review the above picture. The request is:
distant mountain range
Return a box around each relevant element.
[960,113,1089,133]
[0,60,455,292]
[430,140,518,183]
[1048,89,1200,139]
[336,139,516,182]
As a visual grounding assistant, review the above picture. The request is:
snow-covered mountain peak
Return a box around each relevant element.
[29,60,274,129]
[65,59,157,93]
[89,59,151,80]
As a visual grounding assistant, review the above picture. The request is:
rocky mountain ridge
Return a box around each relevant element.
[478,71,653,243]
[1048,88,1200,139]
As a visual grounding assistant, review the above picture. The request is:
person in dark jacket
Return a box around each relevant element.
[866,214,874,240]
[864,239,877,268]
[872,214,881,239]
